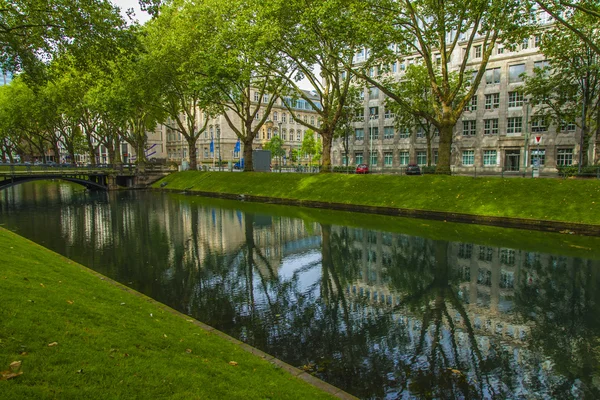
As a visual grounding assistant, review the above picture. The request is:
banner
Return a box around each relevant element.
[210,140,214,154]
[234,139,240,153]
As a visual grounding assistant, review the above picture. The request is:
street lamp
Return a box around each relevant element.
[522,98,530,175]
[278,121,283,171]
[217,125,221,171]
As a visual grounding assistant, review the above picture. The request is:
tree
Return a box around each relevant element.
[301,129,317,166]
[166,0,287,172]
[532,0,600,56]
[0,0,130,76]
[522,11,600,167]
[268,0,362,173]
[333,86,363,168]
[348,0,529,174]
[141,6,218,170]
[264,135,285,169]
[386,65,441,167]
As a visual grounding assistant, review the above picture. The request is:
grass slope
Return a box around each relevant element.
[154,172,600,226]
[171,193,600,260]
[0,228,334,400]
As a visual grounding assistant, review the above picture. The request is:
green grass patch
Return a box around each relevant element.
[0,228,335,399]
[154,171,600,226]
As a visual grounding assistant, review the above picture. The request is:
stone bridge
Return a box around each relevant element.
[0,164,174,191]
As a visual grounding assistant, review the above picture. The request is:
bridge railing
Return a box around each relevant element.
[0,163,174,175]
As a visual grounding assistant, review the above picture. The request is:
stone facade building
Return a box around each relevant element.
[333,35,598,173]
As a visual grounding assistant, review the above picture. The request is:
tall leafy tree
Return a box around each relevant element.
[268,0,361,172]
[348,0,529,174]
[0,0,130,76]
[523,11,600,166]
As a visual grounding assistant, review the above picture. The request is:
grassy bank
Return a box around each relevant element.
[0,228,335,399]
[154,171,600,226]
[169,193,600,260]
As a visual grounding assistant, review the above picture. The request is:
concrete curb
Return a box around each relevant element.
[160,188,600,237]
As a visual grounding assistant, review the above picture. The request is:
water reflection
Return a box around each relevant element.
[1,183,600,399]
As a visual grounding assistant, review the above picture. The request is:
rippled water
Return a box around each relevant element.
[2,182,600,399]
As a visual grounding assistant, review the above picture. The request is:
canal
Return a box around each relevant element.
[2,182,600,399]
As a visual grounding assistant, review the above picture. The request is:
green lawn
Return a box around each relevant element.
[154,171,600,226]
[0,228,336,399]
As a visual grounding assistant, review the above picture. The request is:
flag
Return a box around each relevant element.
[210,139,214,154]
[234,139,240,153]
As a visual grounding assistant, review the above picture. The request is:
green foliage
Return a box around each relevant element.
[264,135,285,159]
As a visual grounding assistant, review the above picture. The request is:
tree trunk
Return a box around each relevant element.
[426,135,432,167]
[87,136,96,166]
[320,131,333,173]
[187,137,198,170]
[436,124,453,174]
[113,135,122,166]
[136,141,147,165]
[243,137,254,172]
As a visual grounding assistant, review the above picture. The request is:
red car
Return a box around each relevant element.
[355,164,369,174]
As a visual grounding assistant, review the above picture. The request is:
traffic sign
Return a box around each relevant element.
[535,135,542,144]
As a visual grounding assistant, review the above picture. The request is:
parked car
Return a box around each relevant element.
[355,164,369,174]
[406,164,421,175]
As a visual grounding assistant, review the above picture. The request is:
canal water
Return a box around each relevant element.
[2,182,600,399]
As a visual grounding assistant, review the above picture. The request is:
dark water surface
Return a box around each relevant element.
[2,182,600,399]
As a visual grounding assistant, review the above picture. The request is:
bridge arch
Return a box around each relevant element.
[0,176,108,191]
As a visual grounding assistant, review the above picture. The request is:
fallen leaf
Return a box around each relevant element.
[163,334,167,338]
[48,342,58,347]
[40,283,45,288]
[228,361,238,366]
[76,369,84,374]
[185,349,192,354]
[67,300,74,305]
[20,352,27,356]
[0,370,23,381]
[9,361,22,371]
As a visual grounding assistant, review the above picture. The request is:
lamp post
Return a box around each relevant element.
[579,77,588,174]
[278,121,283,171]
[217,125,221,171]
[522,98,530,176]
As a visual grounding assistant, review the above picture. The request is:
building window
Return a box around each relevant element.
[464,96,477,112]
[479,246,494,261]
[369,107,379,119]
[484,119,499,135]
[204,148,209,158]
[273,112,278,122]
[463,120,476,136]
[359,90,365,101]
[521,38,529,50]
[462,150,474,165]
[474,45,482,58]
[369,87,379,99]
[458,243,473,259]
[485,93,500,110]
[416,126,425,138]
[497,44,504,54]
[254,92,260,102]
[398,127,410,138]
[507,117,522,134]
[556,148,573,166]
[399,151,409,165]
[384,152,393,166]
[417,151,427,165]
[560,121,576,132]
[369,127,379,140]
[282,113,287,123]
[531,117,548,132]
[534,60,551,76]
[483,150,497,166]
[535,35,541,47]
[355,128,364,141]
[384,126,394,139]
[508,91,524,107]
[508,64,526,83]
[485,67,501,84]
[531,149,545,166]
[500,249,516,266]
[282,129,287,141]
[356,109,364,122]
[370,152,378,166]
[433,150,438,165]
[296,132,301,141]
[355,152,363,165]
[384,108,394,119]
[263,94,269,103]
